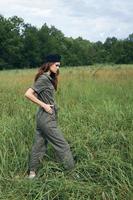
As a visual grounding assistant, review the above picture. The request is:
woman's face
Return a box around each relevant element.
[50,62,60,74]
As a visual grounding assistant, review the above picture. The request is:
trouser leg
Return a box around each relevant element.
[29,128,48,172]
[42,125,75,170]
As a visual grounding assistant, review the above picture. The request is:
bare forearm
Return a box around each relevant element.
[24,88,54,114]
[25,93,45,107]
[24,88,45,108]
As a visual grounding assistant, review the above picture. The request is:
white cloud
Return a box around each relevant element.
[0,0,133,42]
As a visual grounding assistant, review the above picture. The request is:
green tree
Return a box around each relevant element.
[22,24,41,67]
[0,15,24,69]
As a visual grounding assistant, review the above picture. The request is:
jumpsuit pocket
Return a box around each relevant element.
[36,108,43,120]
[37,108,56,126]
[47,110,56,121]
[36,107,52,121]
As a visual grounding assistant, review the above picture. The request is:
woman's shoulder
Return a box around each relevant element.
[36,73,53,87]
[38,73,49,81]
[42,72,52,81]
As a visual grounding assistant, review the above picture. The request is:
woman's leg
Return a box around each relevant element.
[28,127,48,173]
[42,125,75,170]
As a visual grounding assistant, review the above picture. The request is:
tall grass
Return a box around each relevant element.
[0,65,133,199]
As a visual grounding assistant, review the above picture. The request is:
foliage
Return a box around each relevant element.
[0,15,133,69]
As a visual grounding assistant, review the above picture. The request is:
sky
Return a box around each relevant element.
[0,0,133,42]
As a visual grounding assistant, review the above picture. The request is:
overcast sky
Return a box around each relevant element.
[0,0,133,42]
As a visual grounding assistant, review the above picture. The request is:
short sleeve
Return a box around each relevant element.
[30,75,48,94]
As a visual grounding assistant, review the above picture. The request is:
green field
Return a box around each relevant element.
[0,65,133,200]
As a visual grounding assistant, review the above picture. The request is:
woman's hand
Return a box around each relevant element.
[42,103,54,114]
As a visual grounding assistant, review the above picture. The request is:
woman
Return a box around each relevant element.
[25,54,75,178]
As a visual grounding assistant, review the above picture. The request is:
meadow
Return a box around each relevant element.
[0,65,133,200]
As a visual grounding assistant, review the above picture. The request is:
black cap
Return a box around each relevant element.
[45,54,61,63]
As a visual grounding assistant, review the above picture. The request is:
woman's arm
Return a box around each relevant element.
[24,88,53,114]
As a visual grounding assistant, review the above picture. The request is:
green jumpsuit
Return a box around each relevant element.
[29,72,75,172]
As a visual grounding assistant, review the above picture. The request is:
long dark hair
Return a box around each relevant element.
[34,62,59,91]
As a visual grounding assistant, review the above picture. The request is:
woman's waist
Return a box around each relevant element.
[37,104,58,114]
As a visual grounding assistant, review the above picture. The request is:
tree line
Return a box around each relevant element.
[0,15,133,69]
